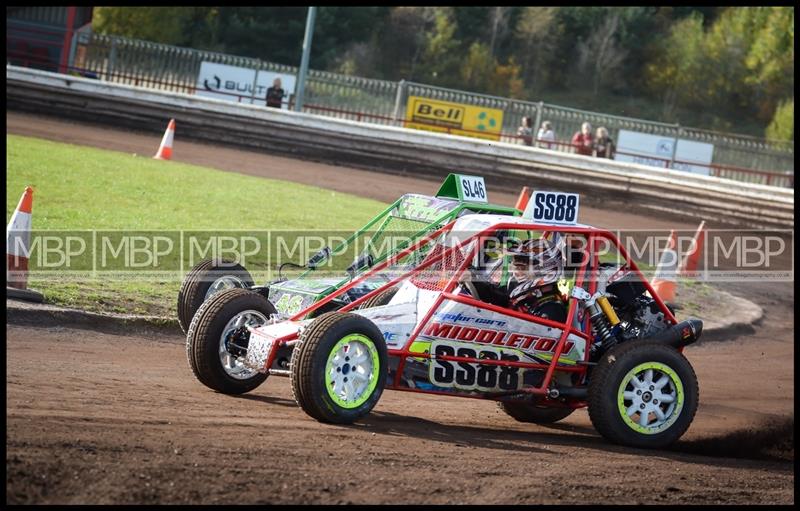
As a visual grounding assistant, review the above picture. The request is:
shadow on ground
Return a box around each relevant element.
[668,416,794,462]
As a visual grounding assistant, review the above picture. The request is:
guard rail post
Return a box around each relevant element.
[533,101,543,144]
[668,123,680,170]
[393,79,406,126]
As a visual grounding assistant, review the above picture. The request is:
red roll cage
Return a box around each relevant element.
[263,219,678,404]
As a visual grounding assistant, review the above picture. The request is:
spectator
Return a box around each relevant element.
[266,77,285,109]
[537,120,555,149]
[571,121,594,156]
[593,127,616,159]
[517,116,534,146]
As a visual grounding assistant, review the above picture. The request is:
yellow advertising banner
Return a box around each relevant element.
[404,96,504,141]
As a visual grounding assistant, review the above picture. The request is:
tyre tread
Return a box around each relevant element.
[177,259,254,333]
[497,401,574,424]
[587,341,699,448]
[357,287,398,310]
[290,312,386,423]
[186,288,274,394]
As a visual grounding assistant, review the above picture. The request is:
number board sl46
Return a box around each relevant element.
[456,175,488,203]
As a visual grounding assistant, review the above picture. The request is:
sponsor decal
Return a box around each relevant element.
[432,311,507,327]
[422,321,575,357]
[614,129,714,176]
[195,62,296,107]
[397,194,459,223]
[273,292,306,315]
[404,96,504,141]
[430,341,522,392]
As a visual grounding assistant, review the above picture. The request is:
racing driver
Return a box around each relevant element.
[462,237,568,322]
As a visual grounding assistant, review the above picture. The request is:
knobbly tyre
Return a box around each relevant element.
[180,174,522,385]
[186,191,702,449]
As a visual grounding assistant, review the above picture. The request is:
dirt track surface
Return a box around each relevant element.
[5,316,794,505]
[6,111,795,504]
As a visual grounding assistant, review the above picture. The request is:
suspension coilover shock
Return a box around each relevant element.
[588,302,613,341]
[570,286,623,359]
[588,295,621,358]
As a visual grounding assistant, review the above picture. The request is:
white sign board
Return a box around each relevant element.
[457,175,488,203]
[614,129,714,176]
[196,62,296,109]
[523,191,580,225]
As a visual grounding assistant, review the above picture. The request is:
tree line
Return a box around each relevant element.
[94,6,793,141]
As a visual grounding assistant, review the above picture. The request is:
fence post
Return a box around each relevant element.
[294,6,316,112]
[250,67,259,105]
[393,79,406,126]
[533,101,544,146]
[68,27,82,75]
[107,39,117,82]
[668,123,680,170]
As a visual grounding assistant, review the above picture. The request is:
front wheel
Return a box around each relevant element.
[186,288,276,394]
[290,312,387,424]
[588,341,699,449]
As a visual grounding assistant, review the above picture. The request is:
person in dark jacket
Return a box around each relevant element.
[266,77,285,108]
[593,126,616,159]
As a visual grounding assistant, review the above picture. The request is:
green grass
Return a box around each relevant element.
[6,135,385,230]
[7,134,387,315]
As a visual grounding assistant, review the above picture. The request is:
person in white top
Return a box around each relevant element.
[537,120,555,149]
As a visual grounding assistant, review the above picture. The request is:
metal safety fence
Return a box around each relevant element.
[7,30,795,185]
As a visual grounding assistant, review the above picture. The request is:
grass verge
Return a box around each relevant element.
[7,134,386,315]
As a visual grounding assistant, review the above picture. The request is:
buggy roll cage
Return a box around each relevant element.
[290,193,519,284]
[264,220,679,402]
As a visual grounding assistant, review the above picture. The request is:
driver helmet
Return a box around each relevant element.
[506,237,564,287]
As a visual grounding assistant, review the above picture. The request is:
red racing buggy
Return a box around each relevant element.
[187,194,702,449]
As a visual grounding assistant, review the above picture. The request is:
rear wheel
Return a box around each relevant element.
[588,341,698,449]
[290,312,387,423]
[186,288,276,394]
[498,402,574,424]
[358,287,398,309]
[177,259,255,333]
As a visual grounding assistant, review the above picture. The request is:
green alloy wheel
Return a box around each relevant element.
[588,341,699,449]
[291,312,388,424]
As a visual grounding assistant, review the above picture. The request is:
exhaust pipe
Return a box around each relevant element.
[645,319,703,348]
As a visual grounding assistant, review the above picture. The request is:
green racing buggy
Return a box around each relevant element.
[177,174,520,335]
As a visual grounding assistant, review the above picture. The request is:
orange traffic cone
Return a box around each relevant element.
[153,119,176,160]
[514,186,531,212]
[679,221,706,278]
[651,229,678,303]
[6,186,43,302]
